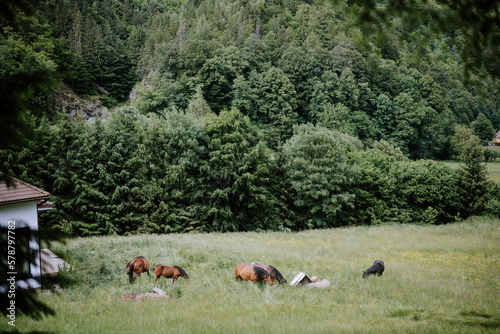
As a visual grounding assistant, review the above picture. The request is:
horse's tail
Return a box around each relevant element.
[269,265,287,284]
[128,264,135,283]
[175,266,190,280]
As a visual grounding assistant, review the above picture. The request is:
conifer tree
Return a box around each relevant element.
[136,110,208,233]
[186,85,213,119]
[452,125,490,218]
[201,109,279,231]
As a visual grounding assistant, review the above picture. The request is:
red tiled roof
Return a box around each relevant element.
[0,174,51,205]
[37,199,53,208]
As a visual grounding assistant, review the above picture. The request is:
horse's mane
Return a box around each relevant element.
[268,265,287,284]
[253,266,271,282]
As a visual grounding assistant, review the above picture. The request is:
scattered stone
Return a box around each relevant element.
[52,283,63,292]
[153,287,167,296]
[120,288,170,302]
[307,279,331,289]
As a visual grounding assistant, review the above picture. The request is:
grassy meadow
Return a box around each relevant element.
[444,154,500,183]
[2,217,500,333]
[485,163,500,183]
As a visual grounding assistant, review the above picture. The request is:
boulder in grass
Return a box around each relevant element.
[120,288,170,301]
[307,279,331,289]
[290,273,331,289]
[41,249,70,276]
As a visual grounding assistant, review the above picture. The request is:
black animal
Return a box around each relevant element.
[363,260,385,278]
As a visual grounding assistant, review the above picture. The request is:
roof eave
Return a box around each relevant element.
[0,195,52,206]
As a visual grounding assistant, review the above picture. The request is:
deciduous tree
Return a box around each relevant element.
[282,124,357,228]
[473,113,496,143]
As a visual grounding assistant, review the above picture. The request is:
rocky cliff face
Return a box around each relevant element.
[55,85,105,119]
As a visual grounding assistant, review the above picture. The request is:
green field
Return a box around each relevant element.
[487,163,500,183]
[1,217,499,333]
[444,159,500,183]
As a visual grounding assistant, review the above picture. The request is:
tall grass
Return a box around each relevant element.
[2,217,500,333]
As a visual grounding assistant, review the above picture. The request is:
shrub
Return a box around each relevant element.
[347,148,461,225]
[484,199,500,218]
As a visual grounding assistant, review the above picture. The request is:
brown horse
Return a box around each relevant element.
[153,265,190,283]
[235,264,275,285]
[126,256,150,283]
[250,262,287,285]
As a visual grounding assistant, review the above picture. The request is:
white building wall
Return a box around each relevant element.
[0,201,39,230]
[0,201,41,290]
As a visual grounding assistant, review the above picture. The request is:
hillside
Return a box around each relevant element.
[2,0,499,154]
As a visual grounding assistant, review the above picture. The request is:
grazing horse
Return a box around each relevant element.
[235,264,275,285]
[363,260,385,278]
[153,265,190,283]
[250,262,287,285]
[126,256,150,283]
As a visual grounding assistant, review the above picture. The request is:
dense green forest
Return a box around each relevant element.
[1,0,499,235]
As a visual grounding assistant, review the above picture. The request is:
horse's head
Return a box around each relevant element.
[265,275,276,285]
[267,265,287,285]
[255,267,275,285]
